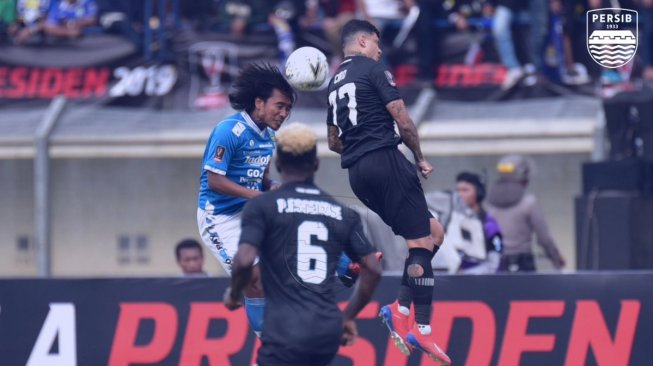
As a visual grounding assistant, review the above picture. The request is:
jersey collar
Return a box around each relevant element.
[240,111,268,138]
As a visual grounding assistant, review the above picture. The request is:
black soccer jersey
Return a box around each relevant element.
[239,181,375,353]
[326,55,402,168]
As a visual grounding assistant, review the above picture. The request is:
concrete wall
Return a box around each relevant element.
[0,152,587,277]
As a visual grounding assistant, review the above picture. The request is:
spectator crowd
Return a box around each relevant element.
[0,0,651,88]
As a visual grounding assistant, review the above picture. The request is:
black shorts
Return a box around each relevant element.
[257,343,337,366]
[348,147,431,239]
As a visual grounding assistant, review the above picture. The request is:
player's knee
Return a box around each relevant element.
[406,248,434,280]
[430,219,444,246]
[406,248,435,302]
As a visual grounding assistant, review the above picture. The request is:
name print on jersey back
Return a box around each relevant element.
[334,69,347,84]
[276,197,343,220]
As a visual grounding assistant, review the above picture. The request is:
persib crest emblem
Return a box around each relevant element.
[587,8,638,68]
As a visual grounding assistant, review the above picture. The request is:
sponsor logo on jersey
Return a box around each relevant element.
[334,70,347,84]
[232,122,245,137]
[296,187,320,195]
[214,146,225,162]
[258,143,274,148]
[586,8,638,68]
[384,70,396,87]
[244,155,271,166]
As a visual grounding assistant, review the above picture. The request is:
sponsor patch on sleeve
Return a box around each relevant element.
[214,146,226,162]
[384,70,396,87]
[232,122,245,137]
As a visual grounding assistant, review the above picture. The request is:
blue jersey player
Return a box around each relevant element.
[197,63,295,336]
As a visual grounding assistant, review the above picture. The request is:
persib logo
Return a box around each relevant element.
[587,8,638,68]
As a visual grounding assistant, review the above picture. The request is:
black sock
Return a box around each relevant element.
[406,247,435,325]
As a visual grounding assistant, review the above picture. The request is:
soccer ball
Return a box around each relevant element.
[284,47,329,91]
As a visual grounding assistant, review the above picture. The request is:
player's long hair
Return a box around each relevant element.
[229,62,296,113]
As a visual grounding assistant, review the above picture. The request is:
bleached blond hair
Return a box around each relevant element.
[275,122,317,156]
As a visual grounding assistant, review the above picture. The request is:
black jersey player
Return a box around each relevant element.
[326,19,451,365]
[223,123,382,366]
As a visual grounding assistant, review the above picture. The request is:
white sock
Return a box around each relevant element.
[398,305,410,316]
[417,324,431,335]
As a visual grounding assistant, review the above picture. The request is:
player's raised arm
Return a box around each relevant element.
[386,99,433,178]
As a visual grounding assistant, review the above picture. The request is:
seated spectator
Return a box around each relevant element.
[214,1,296,66]
[486,154,566,272]
[355,173,503,274]
[454,172,503,274]
[7,0,50,45]
[215,0,271,37]
[44,0,98,41]
[0,0,16,43]
[175,239,208,277]
[442,0,494,66]
[444,0,492,32]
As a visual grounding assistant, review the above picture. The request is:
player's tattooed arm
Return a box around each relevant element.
[386,99,424,161]
[327,125,343,154]
[387,99,434,178]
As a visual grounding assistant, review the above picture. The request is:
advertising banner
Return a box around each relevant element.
[0,273,650,366]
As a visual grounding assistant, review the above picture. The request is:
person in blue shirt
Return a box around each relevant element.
[8,0,50,45]
[44,0,97,40]
[197,62,294,337]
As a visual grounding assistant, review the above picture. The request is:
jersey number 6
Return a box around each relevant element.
[296,221,328,284]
